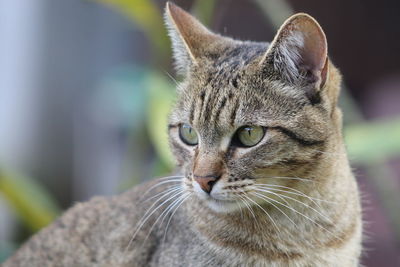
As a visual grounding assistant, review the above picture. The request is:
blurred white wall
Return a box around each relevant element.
[0,0,45,248]
[0,0,44,170]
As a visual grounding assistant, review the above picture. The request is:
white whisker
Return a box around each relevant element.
[142,178,183,197]
[238,195,257,222]
[257,176,313,182]
[142,191,188,245]
[255,187,333,223]
[142,185,182,203]
[163,70,180,86]
[254,183,337,205]
[162,193,192,242]
[235,199,244,220]
[138,186,183,224]
[125,189,184,251]
[252,189,341,241]
[252,192,297,228]
[243,195,282,236]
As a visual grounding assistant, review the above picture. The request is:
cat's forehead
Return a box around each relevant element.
[193,42,268,88]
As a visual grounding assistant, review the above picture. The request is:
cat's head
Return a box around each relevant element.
[165,2,342,213]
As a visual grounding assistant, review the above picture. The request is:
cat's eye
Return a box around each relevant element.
[233,125,265,147]
[179,124,198,146]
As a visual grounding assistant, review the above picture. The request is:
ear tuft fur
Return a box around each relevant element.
[261,13,328,91]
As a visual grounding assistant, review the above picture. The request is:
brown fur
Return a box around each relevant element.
[4,2,362,266]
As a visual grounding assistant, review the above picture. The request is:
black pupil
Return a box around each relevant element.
[246,128,252,136]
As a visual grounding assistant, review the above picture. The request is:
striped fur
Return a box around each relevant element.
[4,3,362,267]
[166,2,362,266]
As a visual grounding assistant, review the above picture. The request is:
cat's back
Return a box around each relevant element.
[4,179,172,267]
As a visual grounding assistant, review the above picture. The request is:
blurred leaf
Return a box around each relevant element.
[145,71,176,169]
[345,117,400,163]
[0,169,60,232]
[93,0,169,60]
[191,0,216,27]
[252,0,293,30]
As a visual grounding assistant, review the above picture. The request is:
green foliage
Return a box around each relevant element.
[0,169,60,232]
[92,0,169,61]
[191,0,216,27]
[146,71,176,169]
[345,118,400,163]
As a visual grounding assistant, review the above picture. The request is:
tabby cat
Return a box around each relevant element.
[5,2,362,266]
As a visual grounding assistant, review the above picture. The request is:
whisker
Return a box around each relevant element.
[252,190,341,241]
[125,189,184,251]
[235,199,244,220]
[162,193,192,243]
[255,188,291,207]
[251,192,297,229]
[237,195,257,222]
[257,176,313,183]
[255,183,332,218]
[254,184,337,204]
[254,188,332,223]
[138,186,183,224]
[243,195,282,236]
[163,70,179,86]
[142,191,188,245]
[139,187,183,227]
[157,175,185,180]
[142,178,183,197]
[142,185,182,204]
[255,185,331,221]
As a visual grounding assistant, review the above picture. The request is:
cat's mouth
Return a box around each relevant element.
[190,182,243,213]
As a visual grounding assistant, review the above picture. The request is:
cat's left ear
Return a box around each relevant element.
[261,13,328,98]
[165,2,225,76]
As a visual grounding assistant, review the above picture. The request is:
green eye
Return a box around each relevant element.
[235,125,265,147]
[179,124,198,146]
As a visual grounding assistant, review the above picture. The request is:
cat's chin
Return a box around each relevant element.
[204,198,241,213]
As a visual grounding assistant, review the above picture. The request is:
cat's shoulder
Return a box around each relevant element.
[4,178,166,266]
[51,178,161,233]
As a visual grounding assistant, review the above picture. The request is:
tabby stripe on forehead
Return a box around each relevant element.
[213,96,227,123]
[189,96,196,124]
[229,98,239,126]
[191,91,205,124]
[272,126,325,146]
[200,89,213,120]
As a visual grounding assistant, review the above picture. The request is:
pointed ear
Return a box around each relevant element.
[164,2,221,76]
[261,13,328,98]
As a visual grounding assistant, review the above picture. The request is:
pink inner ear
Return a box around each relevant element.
[287,17,328,87]
[293,17,327,73]
[261,14,329,86]
[301,30,327,72]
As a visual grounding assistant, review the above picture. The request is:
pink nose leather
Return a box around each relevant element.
[194,175,220,193]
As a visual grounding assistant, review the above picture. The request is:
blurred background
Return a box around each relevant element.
[0,0,399,265]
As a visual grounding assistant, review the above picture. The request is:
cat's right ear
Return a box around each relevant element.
[260,13,328,101]
[164,2,219,76]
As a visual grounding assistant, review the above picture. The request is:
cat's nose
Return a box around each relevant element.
[193,174,221,194]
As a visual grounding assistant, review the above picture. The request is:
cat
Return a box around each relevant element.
[4,2,362,266]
